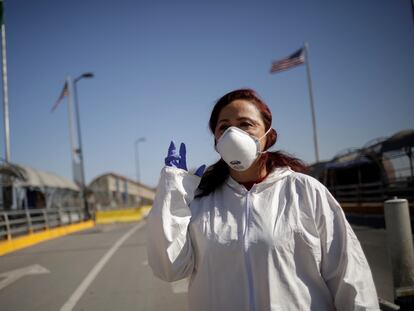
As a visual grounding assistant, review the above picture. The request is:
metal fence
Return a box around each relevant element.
[328,180,414,205]
[0,207,87,241]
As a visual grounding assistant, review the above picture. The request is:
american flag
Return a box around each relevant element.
[270,48,305,73]
[51,82,68,112]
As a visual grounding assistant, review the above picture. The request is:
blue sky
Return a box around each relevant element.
[2,0,414,187]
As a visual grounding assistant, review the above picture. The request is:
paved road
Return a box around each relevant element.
[0,222,187,311]
[0,221,396,310]
[353,226,394,302]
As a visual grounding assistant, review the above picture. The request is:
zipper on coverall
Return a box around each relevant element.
[244,191,256,311]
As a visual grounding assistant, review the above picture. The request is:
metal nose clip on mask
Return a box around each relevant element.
[215,126,272,171]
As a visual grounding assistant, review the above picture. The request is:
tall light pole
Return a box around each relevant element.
[134,137,145,184]
[1,0,10,162]
[70,72,94,219]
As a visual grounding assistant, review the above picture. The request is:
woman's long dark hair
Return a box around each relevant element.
[196,88,308,198]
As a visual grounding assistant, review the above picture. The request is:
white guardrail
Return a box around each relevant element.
[0,207,87,241]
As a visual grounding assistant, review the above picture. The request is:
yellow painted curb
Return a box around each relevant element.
[0,220,95,256]
[95,205,151,224]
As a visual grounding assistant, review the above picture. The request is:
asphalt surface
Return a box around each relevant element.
[0,220,398,310]
[0,222,187,311]
[352,226,394,302]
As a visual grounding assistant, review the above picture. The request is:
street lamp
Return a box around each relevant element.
[74,72,94,82]
[134,137,146,184]
[70,72,94,219]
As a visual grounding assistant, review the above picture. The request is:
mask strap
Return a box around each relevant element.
[258,127,272,141]
[257,127,273,154]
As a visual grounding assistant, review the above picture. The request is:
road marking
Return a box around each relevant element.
[59,222,144,311]
[0,264,50,291]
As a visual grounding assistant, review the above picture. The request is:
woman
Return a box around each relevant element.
[147,89,379,311]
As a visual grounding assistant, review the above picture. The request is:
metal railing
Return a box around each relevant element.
[328,180,414,204]
[0,207,87,241]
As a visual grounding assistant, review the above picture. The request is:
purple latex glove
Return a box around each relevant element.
[165,141,206,177]
[165,141,187,170]
[194,164,206,177]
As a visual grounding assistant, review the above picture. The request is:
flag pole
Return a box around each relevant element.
[1,0,10,162]
[411,0,414,28]
[303,42,320,163]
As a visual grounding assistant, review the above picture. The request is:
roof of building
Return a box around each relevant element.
[309,129,414,177]
[330,129,414,162]
[380,129,414,153]
[0,162,79,191]
[88,172,156,192]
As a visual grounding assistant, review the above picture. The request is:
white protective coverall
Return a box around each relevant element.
[146,166,380,311]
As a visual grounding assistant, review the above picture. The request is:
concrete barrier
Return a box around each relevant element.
[384,198,414,310]
[0,205,152,257]
[0,220,95,256]
[95,205,151,224]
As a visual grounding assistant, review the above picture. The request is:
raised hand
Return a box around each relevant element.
[164,141,206,177]
[165,141,187,170]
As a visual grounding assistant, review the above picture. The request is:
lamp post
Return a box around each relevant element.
[70,72,94,219]
[1,0,11,163]
[134,137,146,184]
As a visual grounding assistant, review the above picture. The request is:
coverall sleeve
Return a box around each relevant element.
[314,185,380,311]
[146,166,201,282]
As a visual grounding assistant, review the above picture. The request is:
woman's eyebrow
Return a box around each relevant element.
[218,117,258,124]
[237,117,258,124]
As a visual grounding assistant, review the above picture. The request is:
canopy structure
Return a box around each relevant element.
[308,129,414,209]
[325,156,372,170]
[0,162,79,191]
[380,129,414,153]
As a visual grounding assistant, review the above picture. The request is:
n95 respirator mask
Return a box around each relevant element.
[215,126,271,171]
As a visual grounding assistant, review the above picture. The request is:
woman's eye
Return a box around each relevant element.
[219,125,229,131]
[240,122,253,128]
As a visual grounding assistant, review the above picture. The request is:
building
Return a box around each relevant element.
[88,173,155,210]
